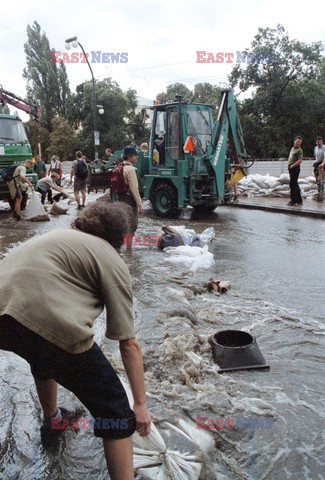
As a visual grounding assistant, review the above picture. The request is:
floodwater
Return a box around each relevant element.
[0,198,324,480]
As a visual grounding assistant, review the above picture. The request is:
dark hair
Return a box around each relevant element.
[294,135,302,140]
[76,151,83,159]
[316,136,323,141]
[72,202,132,249]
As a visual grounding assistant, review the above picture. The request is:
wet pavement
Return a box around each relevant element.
[0,196,324,480]
[230,196,325,219]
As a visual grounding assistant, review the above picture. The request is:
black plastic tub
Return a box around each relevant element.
[208,330,270,373]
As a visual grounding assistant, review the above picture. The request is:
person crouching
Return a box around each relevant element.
[37,173,69,204]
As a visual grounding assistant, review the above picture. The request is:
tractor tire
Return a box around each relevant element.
[150,183,179,218]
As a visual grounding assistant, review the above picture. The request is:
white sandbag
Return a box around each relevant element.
[305,176,316,183]
[199,227,215,243]
[269,180,281,188]
[119,379,214,480]
[165,245,205,258]
[279,174,290,184]
[164,245,214,272]
[25,191,50,221]
[50,201,70,215]
[272,184,289,192]
[301,184,317,192]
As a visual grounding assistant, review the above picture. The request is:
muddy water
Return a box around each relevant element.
[0,199,324,480]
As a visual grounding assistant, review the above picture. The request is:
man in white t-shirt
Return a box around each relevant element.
[7,159,33,221]
[313,137,325,190]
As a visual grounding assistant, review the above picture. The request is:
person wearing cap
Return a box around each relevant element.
[117,146,144,233]
[32,155,47,180]
[48,155,63,186]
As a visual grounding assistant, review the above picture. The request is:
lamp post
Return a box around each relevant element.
[65,36,101,162]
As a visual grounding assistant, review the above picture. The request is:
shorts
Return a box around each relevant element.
[8,182,22,200]
[0,314,136,439]
[74,178,87,192]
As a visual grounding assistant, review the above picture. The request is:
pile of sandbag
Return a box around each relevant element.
[160,226,216,272]
[237,173,318,199]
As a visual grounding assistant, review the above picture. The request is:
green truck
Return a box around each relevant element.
[107,88,252,217]
[0,88,40,208]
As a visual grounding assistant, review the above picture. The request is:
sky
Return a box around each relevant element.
[0,0,324,117]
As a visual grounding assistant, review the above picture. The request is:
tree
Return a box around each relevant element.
[23,21,71,131]
[67,78,145,158]
[24,119,50,159]
[192,83,221,105]
[229,24,323,157]
[46,116,77,161]
[156,83,193,103]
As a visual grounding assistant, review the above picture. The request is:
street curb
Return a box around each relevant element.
[228,202,325,219]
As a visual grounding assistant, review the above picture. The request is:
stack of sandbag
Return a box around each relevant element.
[237,173,318,199]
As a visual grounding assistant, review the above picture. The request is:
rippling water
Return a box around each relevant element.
[0,201,324,479]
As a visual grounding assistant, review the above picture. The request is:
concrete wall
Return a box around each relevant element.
[62,159,315,178]
[248,159,314,178]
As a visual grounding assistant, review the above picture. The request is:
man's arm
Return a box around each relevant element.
[290,150,303,169]
[70,167,75,183]
[19,174,33,188]
[119,338,151,436]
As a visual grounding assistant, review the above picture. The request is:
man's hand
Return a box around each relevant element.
[139,205,144,214]
[133,403,151,436]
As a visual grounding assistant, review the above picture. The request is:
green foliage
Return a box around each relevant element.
[67,78,147,159]
[23,21,70,131]
[192,83,221,104]
[24,119,50,158]
[229,24,324,157]
[157,83,193,103]
[46,116,77,161]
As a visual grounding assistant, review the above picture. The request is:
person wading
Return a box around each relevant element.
[116,146,144,233]
[0,202,151,480]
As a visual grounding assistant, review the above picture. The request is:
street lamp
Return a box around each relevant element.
[97,104,104,115]
[65,36,100,161]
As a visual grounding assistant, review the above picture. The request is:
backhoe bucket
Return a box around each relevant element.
[230,167,246,186]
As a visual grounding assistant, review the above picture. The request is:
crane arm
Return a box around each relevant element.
[0,86,41,121]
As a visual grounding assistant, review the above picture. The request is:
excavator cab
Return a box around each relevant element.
[149,99,214,169]
[109,89,250,218]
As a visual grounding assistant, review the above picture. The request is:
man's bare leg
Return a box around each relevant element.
[14,197,21,216]
[81,189,86,206]
[74,190,81,206]
[34,378,58,417]
[103,436,134,480]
